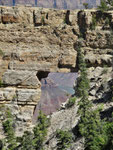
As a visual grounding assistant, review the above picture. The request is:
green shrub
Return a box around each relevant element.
[98,0,109,12]
[0,140,4,150]
[101,67,108,75]
[1,109,50,150]
[76,43,112,150]
[97,33,102,39]
[108,0,113,6]
[63,18,66,24]
[98,0,113,11]
[76,44,91,114]
[79,108,108,150]
[106,33,113,45]
[97,113,113,150]
[105,17,110,26]
[32,111,50,150]
[0,80,3,87]
[18,131,34,150]
[78,32,84,39]
[56,129,72,150]
[83,3,89,9]
[90,15,97,30]
[66,97,76,108]
[41,16,45,25]
[2,108,17,150]
[17,111,50,150]
[3,119,17,150]
[0,49,4,56]
[105,114,113,150]
[76,45,90,98]
[0,80,2,87]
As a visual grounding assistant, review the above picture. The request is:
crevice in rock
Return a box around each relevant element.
[72,123,81,139]
[72,28,79,36]
[100,106,113,120]
[73,42,80,72]
[53,29,59,37]
[37,71,50,81]
[58,62,77,72]
[65,10,71,25]
[33,105,37,115]
[77,10,87,39]
[46,13,48,19]
[33,10,36,26]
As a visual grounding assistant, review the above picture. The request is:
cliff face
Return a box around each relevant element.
[0,6,112,149]
[0,0,100,9]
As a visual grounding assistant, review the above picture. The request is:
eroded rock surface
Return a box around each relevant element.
[0,7,112,150]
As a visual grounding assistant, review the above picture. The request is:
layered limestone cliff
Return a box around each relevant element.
[0,6,112,149]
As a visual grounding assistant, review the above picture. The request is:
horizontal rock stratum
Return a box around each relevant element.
[0,6,79,78]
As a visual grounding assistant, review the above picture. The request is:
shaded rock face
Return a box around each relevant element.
[33,72,77,122]
[0,0,100,9]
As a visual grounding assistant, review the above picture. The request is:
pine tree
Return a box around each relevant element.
[56,129,72,150]
[2,109,17,150]
[76,44,109,150]
[32,111,50,150]
[18,131,34,150]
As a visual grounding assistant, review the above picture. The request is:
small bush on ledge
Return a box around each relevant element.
[0,80,2,87]
[83,3,89,9]
[0,49,4,56]
[41,16,45,25]
[56,129,72,150]
[0,78,5,88]
[90,15,97,30]
[66,97,77,108]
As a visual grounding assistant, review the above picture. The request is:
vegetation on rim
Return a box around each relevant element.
[76,43,113,150]
[1,109,50,150]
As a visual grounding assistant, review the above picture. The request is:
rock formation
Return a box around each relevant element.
[0,6,112,149]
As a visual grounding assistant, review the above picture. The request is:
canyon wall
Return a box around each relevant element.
[0,6,112,149]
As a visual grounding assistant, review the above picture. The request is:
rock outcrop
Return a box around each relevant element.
[0,6,112,149]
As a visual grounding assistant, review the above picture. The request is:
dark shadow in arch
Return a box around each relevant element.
[37,70,50,81]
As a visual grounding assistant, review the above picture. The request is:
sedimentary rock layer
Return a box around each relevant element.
[0,6,112,141]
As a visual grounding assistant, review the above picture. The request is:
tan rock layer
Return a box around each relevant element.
[0,7,112,139]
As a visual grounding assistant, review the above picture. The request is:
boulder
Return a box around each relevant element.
[16,88,41,105]
[2,70,41,88]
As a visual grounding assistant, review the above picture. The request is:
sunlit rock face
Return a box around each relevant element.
[33,73,77,122]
